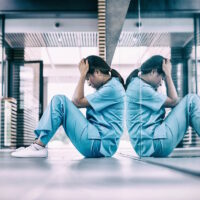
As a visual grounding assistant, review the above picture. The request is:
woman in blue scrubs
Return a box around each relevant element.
[12,55,125,158]
[126,55,200,157]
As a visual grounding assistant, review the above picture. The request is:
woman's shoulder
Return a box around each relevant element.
[101,77,125,97]
[104,77,123,89]
[127,77,149,89]
[126,77,156,99]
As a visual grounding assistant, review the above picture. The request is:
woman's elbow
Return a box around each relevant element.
[170,97,179,107]
[164,97,179,108]
[72,98,80,107]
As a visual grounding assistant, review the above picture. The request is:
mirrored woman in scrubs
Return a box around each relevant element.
[12,55,125,158]
[126,55,200,157]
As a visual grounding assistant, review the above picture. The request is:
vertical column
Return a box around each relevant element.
[171,47,186,98]
[190,15,200,147]
[98,0,131,64]
[0,16,5,149]
[171,38,200,148]
[7,48,25,147]
[194,15,200,95]
[105,0,131,65]
[98,0,106,60]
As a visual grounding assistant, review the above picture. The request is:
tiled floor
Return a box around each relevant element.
[119,146,200,176]
[0,145,200,200]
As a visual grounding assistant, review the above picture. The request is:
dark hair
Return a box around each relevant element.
[125,55,165,89]
[86,55,125,88]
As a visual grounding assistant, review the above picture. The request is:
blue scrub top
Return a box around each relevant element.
[126,77,167,156]
[86,77,125,156]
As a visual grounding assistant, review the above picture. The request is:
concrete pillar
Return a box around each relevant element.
[98,0,130,64]
[106,0,131,65]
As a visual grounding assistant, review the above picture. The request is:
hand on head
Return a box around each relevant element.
[162,59,172,77]
[78,58,89,77]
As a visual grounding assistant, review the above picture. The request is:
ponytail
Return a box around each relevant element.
[125,69,140,90]
[125,55,166,90]
[86,55,125,88]
[110,68,125,89]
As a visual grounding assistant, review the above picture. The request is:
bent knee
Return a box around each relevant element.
[51,95,68,106]
[185,93,199,100]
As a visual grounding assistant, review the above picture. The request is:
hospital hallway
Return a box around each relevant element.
[1,0,200,199]
[1,143,200,200]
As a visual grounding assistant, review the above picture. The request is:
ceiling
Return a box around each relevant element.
[5,32,193,48]
[4,17,194,48]
[1,0,199,18]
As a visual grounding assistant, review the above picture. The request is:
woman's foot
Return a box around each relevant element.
[15,147,25,152]
[11,143,48,158]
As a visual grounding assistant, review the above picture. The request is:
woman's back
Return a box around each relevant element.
[86,77,125,155]
[126,77,167,156]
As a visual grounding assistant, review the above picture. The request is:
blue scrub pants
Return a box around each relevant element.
[152,94,200,157]
[34,95,103,158]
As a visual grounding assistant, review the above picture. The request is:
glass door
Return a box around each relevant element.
[8,60,43,147]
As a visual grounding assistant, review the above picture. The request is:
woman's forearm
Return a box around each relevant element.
[164,75,179,107]
[162,59,179,107]
[165,75,178,100]
[72,75,86,106]
[72,59,90,108]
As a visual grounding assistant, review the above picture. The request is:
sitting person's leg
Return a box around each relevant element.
[153,94,200,157]
[11,95,102,158]
[59,96,102,158]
